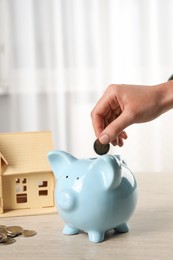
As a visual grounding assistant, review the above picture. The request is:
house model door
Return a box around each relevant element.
[15,176,29,208]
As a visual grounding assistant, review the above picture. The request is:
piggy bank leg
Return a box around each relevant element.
[88,231,105,243]
[63,224,80,235]
[115,223,129,233]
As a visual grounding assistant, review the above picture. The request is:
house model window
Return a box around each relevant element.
[0,131,55,217]
[16,178,28,204]
[38,181,48,196]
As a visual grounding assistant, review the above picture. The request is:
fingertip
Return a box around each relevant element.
[111,138,118,146]
[121,131,128,139]
[99,133,110,144]
[118,141,124,147]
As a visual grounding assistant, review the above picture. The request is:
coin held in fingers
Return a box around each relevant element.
[93,139,110,155]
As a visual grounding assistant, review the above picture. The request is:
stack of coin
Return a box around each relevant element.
[5,226,23,237]
[0,225,37,246]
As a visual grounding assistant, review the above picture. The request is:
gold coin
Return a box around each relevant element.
[0,229,8,235]
[5,226,23,236]
[0,225,6,230]
[93,138,110,155]
[0,237,16,245]
[22,230,37,237]
[0,233,8,243]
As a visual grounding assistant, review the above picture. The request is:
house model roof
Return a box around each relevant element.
[0,131,53,176]
[0,152,8,166]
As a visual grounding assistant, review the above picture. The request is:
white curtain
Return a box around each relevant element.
[0,0,173,172]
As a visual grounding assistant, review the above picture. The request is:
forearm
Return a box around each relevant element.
[156,80,173,114]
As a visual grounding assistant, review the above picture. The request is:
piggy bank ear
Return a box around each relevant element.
[91,155,122,190]
[48,150,77,179]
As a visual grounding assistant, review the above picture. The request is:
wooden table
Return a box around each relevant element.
[0,172,173,260]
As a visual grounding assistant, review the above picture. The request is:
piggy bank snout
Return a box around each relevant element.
[57,190,76,211]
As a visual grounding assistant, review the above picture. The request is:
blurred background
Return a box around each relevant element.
[0,0,173,172]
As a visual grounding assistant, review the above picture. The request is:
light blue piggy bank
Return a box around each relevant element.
[48,150,137,243]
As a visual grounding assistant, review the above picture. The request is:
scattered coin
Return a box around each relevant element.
[0,233,7,243]
[0,225,37,245]
[5,226,23,236]
[22,230,37,237]
[0,237,16,245]
[0,225,7,229]
[93,138,110,155]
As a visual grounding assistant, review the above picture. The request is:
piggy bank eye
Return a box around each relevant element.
[76,177,79,180]
[66,176,68,178]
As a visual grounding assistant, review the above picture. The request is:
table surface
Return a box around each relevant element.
[0,172,173,260]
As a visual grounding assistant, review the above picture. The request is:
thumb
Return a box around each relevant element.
[99,112,132,144]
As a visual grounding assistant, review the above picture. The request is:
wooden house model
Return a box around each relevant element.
[0,131,56,217]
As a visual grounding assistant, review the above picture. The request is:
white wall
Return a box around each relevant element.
[0,0,173,173]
